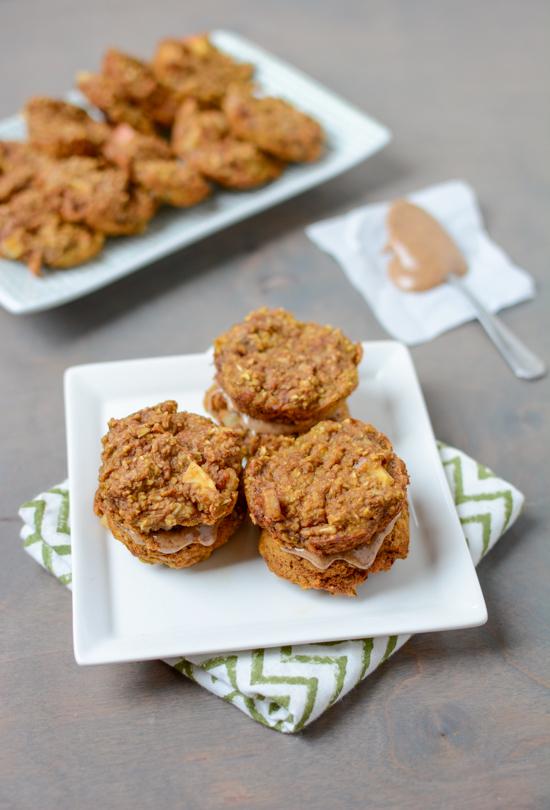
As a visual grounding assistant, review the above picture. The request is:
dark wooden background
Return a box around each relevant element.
[1,2,549,808]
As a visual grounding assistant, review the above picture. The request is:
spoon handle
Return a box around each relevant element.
[447,274,546,381]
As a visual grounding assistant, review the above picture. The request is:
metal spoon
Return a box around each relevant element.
[385,199,546,381]
[446,274,546,380]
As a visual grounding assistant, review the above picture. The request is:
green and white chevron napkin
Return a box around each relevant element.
[19,443,523,734]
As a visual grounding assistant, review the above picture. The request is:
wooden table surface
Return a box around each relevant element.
[1,2,549,808]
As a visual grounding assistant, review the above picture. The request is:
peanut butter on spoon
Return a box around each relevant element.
[381,198,546,380]
[385,199,467,291]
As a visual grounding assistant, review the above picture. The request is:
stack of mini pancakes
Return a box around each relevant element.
[94,403,244,569]
[94,308,410,596]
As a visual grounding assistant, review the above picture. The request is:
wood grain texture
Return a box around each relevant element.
[1,1,549,808]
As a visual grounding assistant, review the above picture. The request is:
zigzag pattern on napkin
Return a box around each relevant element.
[19,446,524,733]
[439,445,519,558]
[171,634,405,732]
[20,484,72,586]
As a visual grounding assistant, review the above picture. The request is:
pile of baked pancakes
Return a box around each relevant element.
[95,308,410,596]
[0,35,324,275]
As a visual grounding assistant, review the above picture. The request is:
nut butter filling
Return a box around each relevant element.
[206,385,348,436]
[385,199,467,292]
[104,516,219,555]
[281,511,402,571]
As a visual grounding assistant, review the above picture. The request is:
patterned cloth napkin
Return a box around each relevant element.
[19,443,523,734]
[306,181,535,345]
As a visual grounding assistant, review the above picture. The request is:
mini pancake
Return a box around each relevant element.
[103,124,172,171]
[172,100,283,190]
[207,308,363,428]
[171,100,229,155]
[24,97,109,158]
[0,188,104,275]
[95,400,244,531]
[223,88,324,163]
[94,401,245,569]
[152,34,254,108]
[102,124,211,208]
[36,156,156,236]
[132,159,211,207]
[190,139,282,190]
[77,72,158,135]
[0,141,47,203]
[100,49,180,127]
[244,418,409,555]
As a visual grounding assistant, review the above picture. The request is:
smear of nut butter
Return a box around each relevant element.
[385,200,467,292]
[124,522,218,552]
[206,385,348,436]
[282,511,402,571]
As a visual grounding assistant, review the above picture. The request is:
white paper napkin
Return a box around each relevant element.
[306,180,535,345]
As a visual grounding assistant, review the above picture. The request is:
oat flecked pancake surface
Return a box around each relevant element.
[172,99,284,190]
[94,400,244,532]
[223,87,324,162]
[245,418,409,556]
[0,187,105,275]
[212,308,363,424]
[24,97,110,158]
[152,34,255,108]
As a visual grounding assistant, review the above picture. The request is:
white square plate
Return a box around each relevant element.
[0,29,390,314]
[65,342,487,665]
